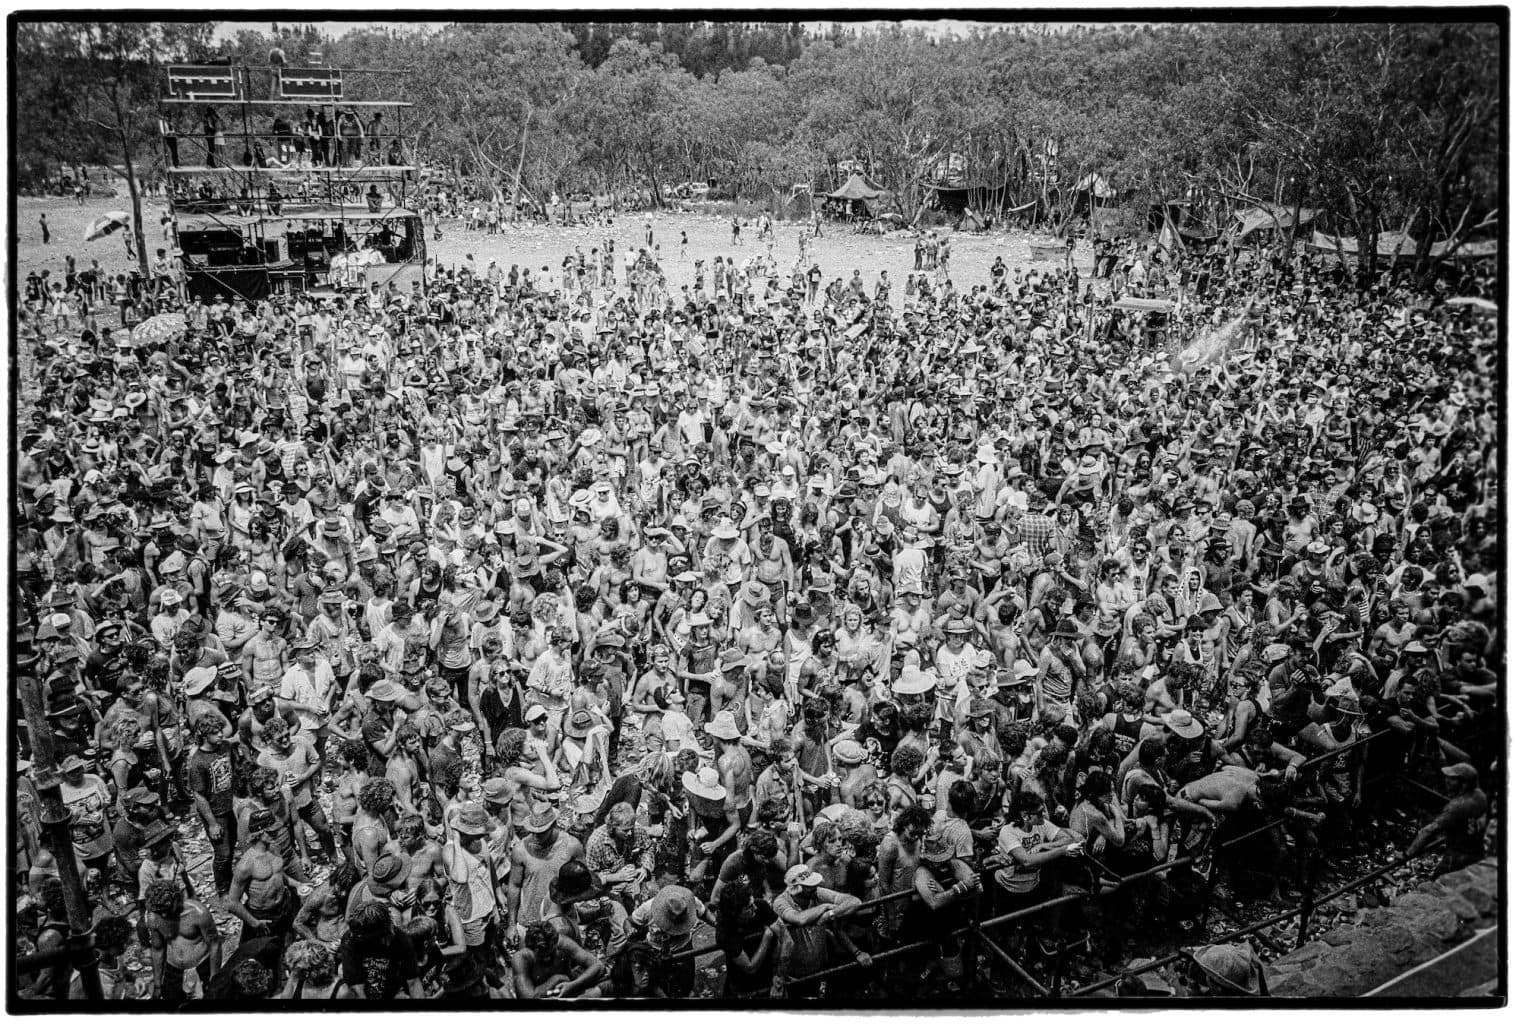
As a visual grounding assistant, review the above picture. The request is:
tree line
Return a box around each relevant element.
[14,19,1500,284]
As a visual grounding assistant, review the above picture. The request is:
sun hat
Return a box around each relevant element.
[648,885,698,936]
[181,665,218,697]
[711,517,741,540]
[704,710,742,741]
[521,807,558,834]
[1163,709,1204,740]
[681,765,727,803]
[366,680,404,703]
[892,668,936,696]
[833,739,868,765]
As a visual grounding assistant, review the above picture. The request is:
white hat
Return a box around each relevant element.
[892,668,936,696]
[681,765,726,802]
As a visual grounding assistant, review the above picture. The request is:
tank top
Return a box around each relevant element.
[1041,655,1073,706]
[448,840,497,925]
[1111,712,1144,756]
[516,834,578,926]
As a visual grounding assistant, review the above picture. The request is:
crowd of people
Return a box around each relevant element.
[12,206,1501,1003]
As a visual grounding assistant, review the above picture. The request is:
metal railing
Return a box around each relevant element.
[720,728,1458,997]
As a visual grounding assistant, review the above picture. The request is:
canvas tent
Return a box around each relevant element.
[1234,203,1320,237]
[826,173,886,219]
[829,174,884,201]
[1309,232,1497,261]
[1076,173,1118,200]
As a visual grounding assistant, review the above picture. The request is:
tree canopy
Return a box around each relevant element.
[14,18,1500,279]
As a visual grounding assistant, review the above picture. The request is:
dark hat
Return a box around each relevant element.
[125,786,161,808]
[140,820,178,848]
[453,801,490,837]
[549,860,603,904]
[369,851,412,889]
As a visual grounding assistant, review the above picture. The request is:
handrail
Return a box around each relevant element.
[1066,838,1447,996]
[676,727,1400,966]
[722,728,1428,993]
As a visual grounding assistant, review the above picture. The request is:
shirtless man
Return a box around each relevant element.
[351,777,401,874]
[630,645,679,733]
[511,921,607,999]
[750,516,794,615]
[144,878,222,1003]
[386,723,426,815]
[710,711,759,826]
[395,812,448,889]
[224,807,299,942]
[496,724,563,828]
[741,668,790,763]
[709,648,750,722]
[330,739,370,865]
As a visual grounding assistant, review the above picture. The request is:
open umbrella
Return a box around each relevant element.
[82,210,131,242]
[131,311,187,348]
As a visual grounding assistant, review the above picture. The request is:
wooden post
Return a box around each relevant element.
[18,675,104,1001]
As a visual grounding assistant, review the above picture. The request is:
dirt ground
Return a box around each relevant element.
[16,195,1095,306]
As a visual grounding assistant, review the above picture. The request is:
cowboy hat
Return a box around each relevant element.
[453,801,491,837]
[368,851,412,889]
[366,680,404,703]
[563,709,597,739]
[139,820,179,849]
[648,885,698,936]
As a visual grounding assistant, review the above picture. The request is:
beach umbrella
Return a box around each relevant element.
[82,210,131,242]
[131,311,187,347]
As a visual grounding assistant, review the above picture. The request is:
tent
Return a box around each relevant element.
[829,174,884,201]
[1076,173,1117,200]
[1234,203,1320,237]
[1308,231,1495,261]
